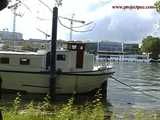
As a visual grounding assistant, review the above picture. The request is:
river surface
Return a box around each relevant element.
[107,62,160,110]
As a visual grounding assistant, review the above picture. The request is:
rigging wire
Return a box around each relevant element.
[110,76,160,101]
[20,1,32,13]
[58,17,96,32]
[71,21,94,28]
[59,16,94,28]
[37,0,52,13]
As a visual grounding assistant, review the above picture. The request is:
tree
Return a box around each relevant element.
[141,36,160,59]
[155,0,160,12]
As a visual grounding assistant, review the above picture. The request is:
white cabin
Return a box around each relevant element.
[0,43,95,72]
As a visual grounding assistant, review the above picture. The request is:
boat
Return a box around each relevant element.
[0,42,113,96]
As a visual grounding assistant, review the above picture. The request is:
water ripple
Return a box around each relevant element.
[108,62,160,108]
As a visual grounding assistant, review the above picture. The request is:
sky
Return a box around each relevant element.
[0,0,160,43]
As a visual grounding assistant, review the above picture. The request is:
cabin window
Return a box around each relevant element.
[20,58,30,65]
[46,52,50,69]
[0,57,9,64]
[71,45,77,50]
[57,54,65,61]
[80,45,83,50]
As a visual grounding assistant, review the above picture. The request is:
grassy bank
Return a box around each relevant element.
[1,93,107,120]
[1,93,160,120]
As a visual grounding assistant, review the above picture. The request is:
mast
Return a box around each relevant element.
[70,14,74,41]
[8,0,21,48]
[49,6,58,101]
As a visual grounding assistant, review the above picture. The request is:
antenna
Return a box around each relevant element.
[36,28,51,40]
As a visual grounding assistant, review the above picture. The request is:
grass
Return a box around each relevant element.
[1,92,107,120]
[1,93,160,120]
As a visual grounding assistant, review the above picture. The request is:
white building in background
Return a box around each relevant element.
[0,31,23,40]
[0,38,66,51]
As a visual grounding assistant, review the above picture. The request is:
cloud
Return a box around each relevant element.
[74,10,160,43]
[59,0,159,42]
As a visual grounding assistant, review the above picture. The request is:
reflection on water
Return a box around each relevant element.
[108,62,160,109]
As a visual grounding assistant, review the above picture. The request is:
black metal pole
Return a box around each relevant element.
[49,7,58,101]
[0,0,8,11]
[0,77,2,120]
[0,1,8,118]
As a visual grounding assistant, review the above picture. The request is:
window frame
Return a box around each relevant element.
[19,58,30,65]
[0,57,9,64]
[57,54,66,61]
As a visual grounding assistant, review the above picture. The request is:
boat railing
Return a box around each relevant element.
[94,57,112,69]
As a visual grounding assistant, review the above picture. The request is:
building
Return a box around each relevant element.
[0,31,23,40]
[98,41,139,54]
[85,42,97,53]
[98,41,122,52]
[0,39,67,51]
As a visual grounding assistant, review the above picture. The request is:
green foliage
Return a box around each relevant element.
[155,0,160,12]
[141,36,160,59]
[39,94,53,111]
[13,93,22,113]
[2,93,107,120]
[53,98,75,120]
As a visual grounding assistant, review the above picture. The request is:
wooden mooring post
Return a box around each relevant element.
[49,6,58,101]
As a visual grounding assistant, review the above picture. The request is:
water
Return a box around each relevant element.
[108,62,160,110]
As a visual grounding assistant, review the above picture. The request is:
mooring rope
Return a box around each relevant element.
[110,76,160,101]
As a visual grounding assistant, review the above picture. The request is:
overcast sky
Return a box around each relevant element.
[0,0,160,43]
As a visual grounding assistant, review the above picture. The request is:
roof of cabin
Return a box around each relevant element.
[0,50,47,55]
[0,49,69,55]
